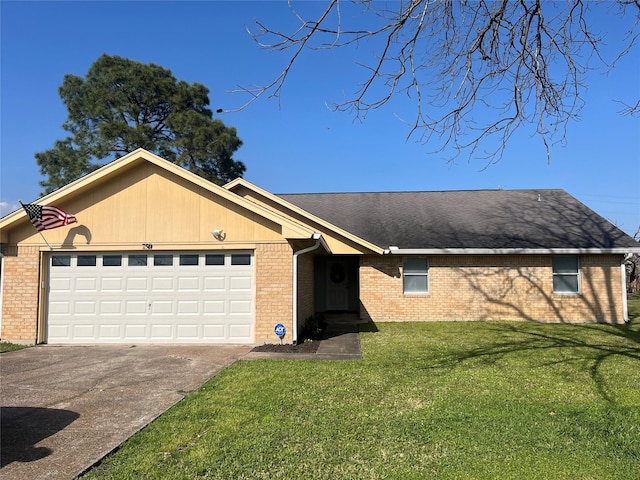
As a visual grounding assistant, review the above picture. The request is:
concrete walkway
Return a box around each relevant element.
[245,314,364,360]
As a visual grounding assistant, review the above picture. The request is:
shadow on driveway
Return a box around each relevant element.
[0,344,251,480]
[1,406,80,467]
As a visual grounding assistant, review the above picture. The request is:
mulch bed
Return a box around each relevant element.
[250,340,320,354]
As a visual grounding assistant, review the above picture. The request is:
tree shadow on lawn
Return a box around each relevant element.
[421,320,640,404]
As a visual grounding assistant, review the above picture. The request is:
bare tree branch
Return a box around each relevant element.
[232,0,639,164]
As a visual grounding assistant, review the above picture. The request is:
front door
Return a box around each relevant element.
[326,260,349,310]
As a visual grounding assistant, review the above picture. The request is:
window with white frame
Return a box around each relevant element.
[552,255,580,294]
[403,257,429,294]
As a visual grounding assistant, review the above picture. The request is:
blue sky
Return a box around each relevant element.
[1,1,639,236]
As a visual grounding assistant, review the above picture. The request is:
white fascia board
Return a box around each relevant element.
[386,248,640,255]
[312,233,332,254]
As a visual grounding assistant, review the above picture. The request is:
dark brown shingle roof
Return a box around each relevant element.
[278,189,639,251]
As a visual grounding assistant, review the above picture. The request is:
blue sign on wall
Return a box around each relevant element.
[274,323,286,338]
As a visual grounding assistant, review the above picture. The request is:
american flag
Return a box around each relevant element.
[22,203,77,232]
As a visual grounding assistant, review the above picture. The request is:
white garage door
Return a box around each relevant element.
[47,251,254,344]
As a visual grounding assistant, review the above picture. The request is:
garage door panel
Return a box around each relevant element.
[177,300,200,315]
[126,277,148,291]
[99,324,122,338]
[49,301,71,315]
[124,324,147,338]
[152,277,174,290]
[176,324,199,339]
[204,300,225,314]
[229,324,252,339]
[150,324,173,339]
[202,324,225,340]
[50,277,72,292]
[101,277,124,291]
[125,301,147,315]
[75,277,98,291]
[204,277,226,291]
[48,251,254,344]
[229,300,252,314]
[178,277,200,291]
[99,301,122,315]
[74,301,97,315]
[230,276,252,291]
[150,301,174,315]
[72,324,96,339]
[48,324,69,338]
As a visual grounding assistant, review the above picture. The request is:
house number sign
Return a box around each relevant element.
[274,323,286,338]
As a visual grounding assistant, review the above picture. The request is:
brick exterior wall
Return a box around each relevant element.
[360,254,626,323]
[254,243,294,344]
[1,246,41,343]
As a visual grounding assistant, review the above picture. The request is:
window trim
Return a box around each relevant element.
[402,256,429,294]
[552,255,581,295]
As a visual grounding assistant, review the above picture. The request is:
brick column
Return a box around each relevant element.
[1,246,41,343]
[254,243,293,344]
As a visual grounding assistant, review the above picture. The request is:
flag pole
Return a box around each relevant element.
[19,200,53,251]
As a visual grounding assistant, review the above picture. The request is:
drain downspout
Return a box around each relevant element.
[623,253,633,323]
[292,233,323,344]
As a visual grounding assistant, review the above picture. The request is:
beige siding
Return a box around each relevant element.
[360,254,627,323]
[9,163,285,248]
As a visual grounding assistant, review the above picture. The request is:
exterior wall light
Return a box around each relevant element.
[211,229,226,241]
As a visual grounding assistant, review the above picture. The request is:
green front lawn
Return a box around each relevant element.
[84,318,640,480]
[0,341,29,353]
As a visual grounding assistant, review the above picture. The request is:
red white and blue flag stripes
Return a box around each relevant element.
[21,203,77,232]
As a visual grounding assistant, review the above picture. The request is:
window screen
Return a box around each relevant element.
[403,257,429,293]
[552,256,580,294]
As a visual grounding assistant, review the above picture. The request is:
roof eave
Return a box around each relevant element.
[225,178,385,255]
[385,247,640,255]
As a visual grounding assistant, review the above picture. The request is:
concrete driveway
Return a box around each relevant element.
[0,344,251,480]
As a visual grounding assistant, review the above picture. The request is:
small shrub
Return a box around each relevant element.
[300,314,327,341]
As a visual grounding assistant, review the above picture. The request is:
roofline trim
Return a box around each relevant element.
[385,248,640,255]
[225,178,385,254]
[0,149,316,240]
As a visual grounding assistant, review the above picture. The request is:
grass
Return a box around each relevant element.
[0,341,29,353]
[84,312,640,479]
